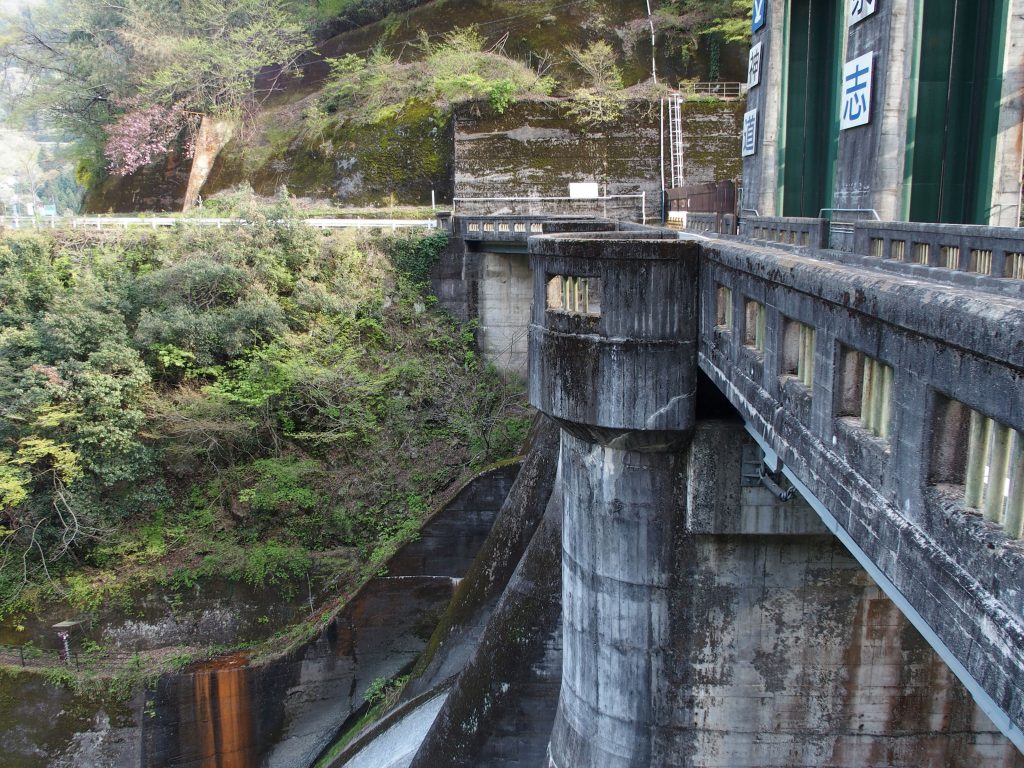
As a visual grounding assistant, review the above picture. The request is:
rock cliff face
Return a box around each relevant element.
[85,97,744,213]
[84,146,192,214]
[81,0,749,213]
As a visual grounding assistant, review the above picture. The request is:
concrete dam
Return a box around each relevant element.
[345,213,1024,768]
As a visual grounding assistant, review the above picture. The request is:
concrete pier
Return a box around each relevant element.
[550,433,682,767]
[528,232,699,767]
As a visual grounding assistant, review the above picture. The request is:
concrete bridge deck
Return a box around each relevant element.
[699,233,1024,749]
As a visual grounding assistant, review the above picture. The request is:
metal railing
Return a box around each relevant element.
[452,194,647,225]
[679,82,748,100]
[0,215,438,232]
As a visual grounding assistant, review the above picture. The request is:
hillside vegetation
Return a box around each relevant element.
[2,0,750,211]
[0,194,529,620]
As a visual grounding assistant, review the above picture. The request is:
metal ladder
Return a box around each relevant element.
[668,95,685,189]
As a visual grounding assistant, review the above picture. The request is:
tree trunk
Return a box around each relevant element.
[182,115,236,211]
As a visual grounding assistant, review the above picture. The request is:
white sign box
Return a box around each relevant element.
[569,182,600,199]
[840,52,873,130]
[748,42,763,88]
[848,0,877,26]
[741,109,758,157]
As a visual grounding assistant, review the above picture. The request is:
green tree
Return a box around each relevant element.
[564,40,625,126]
[1,0,311,183]
[318,27,555,126]
[656,0,751,73]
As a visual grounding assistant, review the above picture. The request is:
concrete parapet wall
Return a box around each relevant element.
[700,238,1024,743]
[739,215,829,249]
[853,220,1024,279]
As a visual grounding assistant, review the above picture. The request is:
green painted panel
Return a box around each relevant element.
[909,0,1009,223]
[782,0,842,218]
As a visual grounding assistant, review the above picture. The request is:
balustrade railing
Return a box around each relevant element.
[854,221,1024,280]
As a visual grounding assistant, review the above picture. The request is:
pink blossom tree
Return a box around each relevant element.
[104,104,197,176]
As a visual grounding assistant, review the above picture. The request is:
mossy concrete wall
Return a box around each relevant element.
[454,99,743,218]
[454,101,661,219]
[676,99,745,186]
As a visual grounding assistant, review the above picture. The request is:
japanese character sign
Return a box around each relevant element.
[848,0,877,25]
[752,0,766,33]
[742,109,758,157]
[840,52,873,130]
[748,42,763,88]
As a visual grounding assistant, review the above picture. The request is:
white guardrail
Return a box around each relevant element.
[0,216,438,231]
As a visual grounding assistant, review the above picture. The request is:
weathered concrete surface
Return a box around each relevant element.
[478,251,532,374]
[701,236,1024,744]
[528,232,700,437]
[518,228,1024,764]
[404,416,559,698]
[454,99,743,220]
[409,481,563,768]
[990,5,1024,226]
[454,101,661,220]
[430,217,619,374]
[685,419,825,536]
[527,230,701,768]
[661,533,1024,767]
[0,577,310,654]
[832,0,912,220]
[400,414,1024,767]
[549,431,683,768]
[674,100,745,188]
[656,422,1024,767]
[741,0,785,217]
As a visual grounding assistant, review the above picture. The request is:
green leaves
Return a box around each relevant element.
[237,458,323,514]
[318,26,555,126]
[383,231,448,289]
[565,41,626,127]
[9,438,83,487]
[0,215,529,612]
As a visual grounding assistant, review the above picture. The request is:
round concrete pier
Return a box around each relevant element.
[547,430,680,768]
